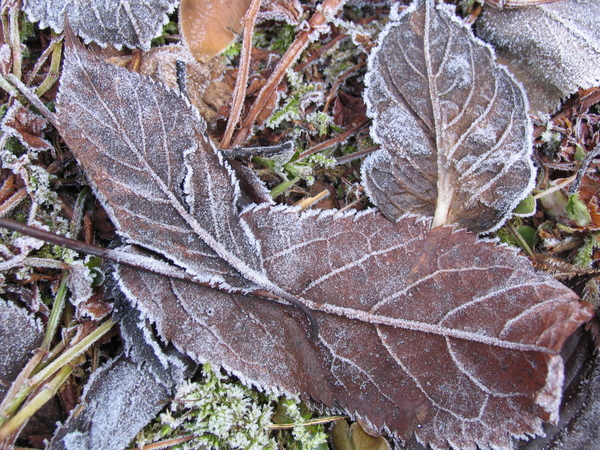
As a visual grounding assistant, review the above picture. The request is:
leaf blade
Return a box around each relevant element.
[118,207,593,449]
[56,32,263,291]
[363,0,536,232]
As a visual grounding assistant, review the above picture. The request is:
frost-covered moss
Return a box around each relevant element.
[136,364,331,450]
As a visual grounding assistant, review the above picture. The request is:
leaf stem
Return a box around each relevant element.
[533,174,576,200]
[0,361,77,440]
[0,73,19,97]
[506,220,535,259]
[270,177,300,198]
[5,74,58,128]
[34,34,63,97]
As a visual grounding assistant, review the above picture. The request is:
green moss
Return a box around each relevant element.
[150,18,179,47]
[574,233,600,268]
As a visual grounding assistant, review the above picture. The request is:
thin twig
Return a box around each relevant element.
[0,218,320,337]
[221,0,262,149]
[5,74,58,127]
[231,0,347,147]
[322,61,365,113]
[335,145,379,165]
[293,189,330,211]
[266,415,347,429]
[506,221,535,259]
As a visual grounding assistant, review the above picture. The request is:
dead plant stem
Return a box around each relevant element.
[0,319,115,428]
[221,0,262,149]
[9,7,20,79]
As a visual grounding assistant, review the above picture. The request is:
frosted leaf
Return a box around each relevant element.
[20,0,179,51]
[476,0,600,114]
[362,0,536,232]
[117,207,593,450]
[47,298,192,450]
[1,103,52,153]
[47,355,174,450]
[0,300,43,402]
[55,17,593,450]
[56,27,265,293]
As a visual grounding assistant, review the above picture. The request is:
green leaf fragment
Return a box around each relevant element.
[574,144,586,161]
[513,194,536,215]
[565,192,592,227]
[517,225,537,251]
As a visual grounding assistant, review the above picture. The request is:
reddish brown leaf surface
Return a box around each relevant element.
[117,210,592,449]
[55,25,593,450]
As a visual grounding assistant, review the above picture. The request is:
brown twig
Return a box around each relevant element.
[231,0,347,147]
[322,61,365,113]
[220,0,262,149]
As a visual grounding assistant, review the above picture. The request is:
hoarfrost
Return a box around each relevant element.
[0,299,43,402]
[476,0,600,114]
[21,0,179,51]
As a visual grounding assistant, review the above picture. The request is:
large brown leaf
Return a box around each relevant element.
[55,24,593,450]
[117,209,592,449]
[362,0,535,232]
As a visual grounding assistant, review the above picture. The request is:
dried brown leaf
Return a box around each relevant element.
[180,0,251,62]
[117,208,593,449]
[1,104,51,152]
[362,0,535,232]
